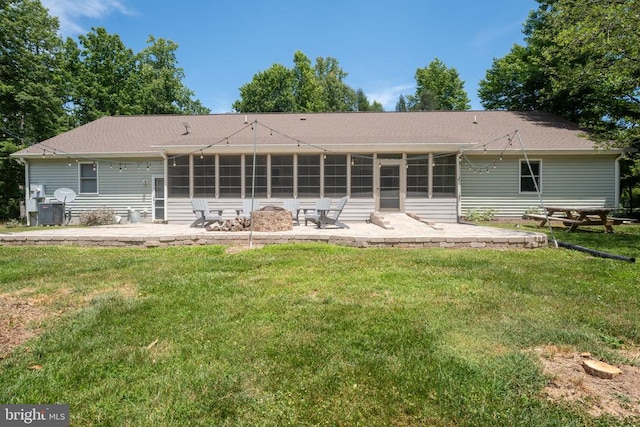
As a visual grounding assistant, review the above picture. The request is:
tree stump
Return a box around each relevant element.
[251,206,293,232]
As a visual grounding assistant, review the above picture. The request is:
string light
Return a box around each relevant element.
[31,122,520,182]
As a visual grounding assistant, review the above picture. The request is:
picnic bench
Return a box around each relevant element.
[523,206,633,233]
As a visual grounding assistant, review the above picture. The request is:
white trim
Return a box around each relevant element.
[151,175,165,221]
[518,158,542,194]
[78,161,99,195]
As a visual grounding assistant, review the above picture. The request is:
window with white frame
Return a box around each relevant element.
[245,155,268,198]
[219,155,242,197]
[433,154,456,197]
[406,156,428,198]
[350,154,373,198]
[193,155,215,197]
[79,162,98,194]
[270,155,294,197]
[297,155,320,197]
[168,156,190,197]
[324,154,347,197]
[520,159,541,193]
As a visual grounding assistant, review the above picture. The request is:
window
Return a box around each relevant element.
[168,156,189,197]
[245,155,267,197]
[271,155,293,197]
[351,155,373,198]
[406,156,428,198]
[219,155,242,197]
[193,155,215,197]
[298,155,321,197]
[79,162,98,194]
[433,154,456,197]
[520,160,541,193]
[324,154,347,197]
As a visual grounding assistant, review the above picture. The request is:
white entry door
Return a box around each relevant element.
[152,175,165,221]
[376,160,405,211]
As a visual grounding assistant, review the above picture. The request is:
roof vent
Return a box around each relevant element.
[181,122,190,134]
[473,115,478,124]
[300,117,307,121]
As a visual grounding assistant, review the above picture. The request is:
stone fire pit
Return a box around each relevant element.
[251,205,293,232]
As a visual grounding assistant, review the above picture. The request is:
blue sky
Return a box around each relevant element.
[41,0,538,113]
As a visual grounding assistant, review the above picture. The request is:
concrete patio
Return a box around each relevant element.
[0,214,547,249]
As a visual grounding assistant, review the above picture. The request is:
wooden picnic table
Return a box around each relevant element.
[524,206,624,233]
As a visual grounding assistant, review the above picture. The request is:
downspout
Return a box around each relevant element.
[162,150,168,222]
[456,149,462,222]
[614,153,625,209]
[16,158,30,225]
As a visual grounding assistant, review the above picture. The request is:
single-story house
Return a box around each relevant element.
[11,110,626,225]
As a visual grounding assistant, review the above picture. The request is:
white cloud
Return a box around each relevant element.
[366,84,414,111]
[41,0,132,35]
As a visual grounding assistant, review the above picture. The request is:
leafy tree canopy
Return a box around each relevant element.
[479,0,640,149]
[396,58,470,111]
[0,1,209,220]
[64,29,209,125]
[233,51,382,113]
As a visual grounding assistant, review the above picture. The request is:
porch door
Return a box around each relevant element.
[377,160,404,211]
[152,175,165,221]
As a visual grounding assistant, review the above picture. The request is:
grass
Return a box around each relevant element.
[0,224,639,426]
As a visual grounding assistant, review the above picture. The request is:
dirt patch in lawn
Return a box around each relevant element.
[0,285,137,360]
[0,291,49,359]
[533,345,640,420]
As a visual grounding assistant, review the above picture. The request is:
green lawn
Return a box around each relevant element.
[1,225,639,426]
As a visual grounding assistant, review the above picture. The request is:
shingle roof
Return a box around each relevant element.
[13,110,611,158]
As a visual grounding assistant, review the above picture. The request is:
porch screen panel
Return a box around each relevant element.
[219,155,242,197]
[407,156,428,198]
[245,155,267,198]
[297,155,320,197]
[433,154,456,197]
[351,154,373,198]
[193,155,215,197]
[168,156,189,197]
[324,154,347,197]
[271,155,293,197]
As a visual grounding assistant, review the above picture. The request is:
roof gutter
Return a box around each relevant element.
[11,151,165,160]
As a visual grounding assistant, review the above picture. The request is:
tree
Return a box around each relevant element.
[131,36,209,115]
[1,0,66,220]
[65,28,209,124]
[478,0,640,213]
[356,89,383,112]
[233,51,379,113]
[395,95,408,112]
[63,27,137,124]
[232,64,296,113]
[479,0,640,146]
[0,0,66,142]
[400,59,470,111]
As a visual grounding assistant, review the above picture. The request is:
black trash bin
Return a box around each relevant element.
[38,202,64,225]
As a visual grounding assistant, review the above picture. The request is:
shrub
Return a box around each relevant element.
[524,206,542,215]
[464,208,497,222]
[80,208,116,226]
